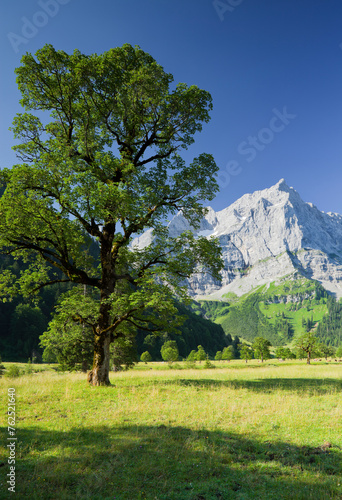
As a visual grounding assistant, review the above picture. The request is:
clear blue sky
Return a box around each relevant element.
[1,0,342,213]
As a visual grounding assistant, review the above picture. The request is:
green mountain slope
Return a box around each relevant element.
[198,275,335,346]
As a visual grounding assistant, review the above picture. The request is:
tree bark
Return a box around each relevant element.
[88,334,111,386]
[88,294,113,385]
[307,352,311,365]
[87,223,115,386]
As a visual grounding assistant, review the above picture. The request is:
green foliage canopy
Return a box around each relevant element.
[222,345,234,360]
[187,350,197,362]
[318,343,335,360]
[161,340,179,363]
[140,351,152,364]
[252,337,271,362]
[196,345,207,362]
[239,344,253,363]
[292,331,321,364]
[0,44,223,385]
[274,347,296,360]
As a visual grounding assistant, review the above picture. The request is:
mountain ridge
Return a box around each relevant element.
[133,179,342,299]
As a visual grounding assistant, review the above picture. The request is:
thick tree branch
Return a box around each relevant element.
[31,278,71,293]
[7,238,100,288]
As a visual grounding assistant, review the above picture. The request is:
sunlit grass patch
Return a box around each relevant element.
[0,362,341,499]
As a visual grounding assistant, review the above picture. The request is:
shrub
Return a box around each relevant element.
[6,365,21,378]
[204,357,215,369]
[168,362,182,370]
[185,359,196,369]
[25,359,34,375]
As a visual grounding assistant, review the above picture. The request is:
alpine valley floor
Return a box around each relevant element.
[1,360,341,500]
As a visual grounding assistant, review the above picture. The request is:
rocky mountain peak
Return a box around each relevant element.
[133,180,342,299]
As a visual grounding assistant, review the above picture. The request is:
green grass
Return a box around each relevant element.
[1,361,342,499]
[265,275,315,297]
[259,301,328,335]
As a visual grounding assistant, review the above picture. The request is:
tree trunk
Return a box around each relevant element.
[88,334,111,386]
[88,296,113,385]
[81,284,88,373]
[307,351,311,365]
[87,220,116,386]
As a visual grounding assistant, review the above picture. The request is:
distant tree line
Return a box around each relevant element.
[135,302,232,361]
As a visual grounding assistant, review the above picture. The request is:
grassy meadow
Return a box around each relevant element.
[259,300,328,334]
[1,360,342,499]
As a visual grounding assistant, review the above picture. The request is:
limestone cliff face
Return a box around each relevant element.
[133,179,342,298]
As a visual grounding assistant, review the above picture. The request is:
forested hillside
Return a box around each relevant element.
[0,255,229,362]
[0,232,100,362]
[220,292,282,345]
[197,276,342,348]
[136,302,230,361]
[316,295,342,346]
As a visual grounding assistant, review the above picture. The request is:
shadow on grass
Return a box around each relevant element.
[10,424,342,499]
[173,377,342,395]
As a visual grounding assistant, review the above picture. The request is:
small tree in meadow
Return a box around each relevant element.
[275,347,296,360]
[222,345,235,361]
[319,343,335,361]
[215,351,222,361]
[140,351,152,364]
[239,344,253,363]
[161,341,179,364]
[283,347,296,360]
[275,347,285,359]
[336,345,342,357]
[292,331,320,365]
[187,350,197,362]
[196,345,206,363]
[204,356,215,369]
[252,337,271,362]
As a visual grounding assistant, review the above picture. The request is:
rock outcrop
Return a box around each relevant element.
[133,179,342,298]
